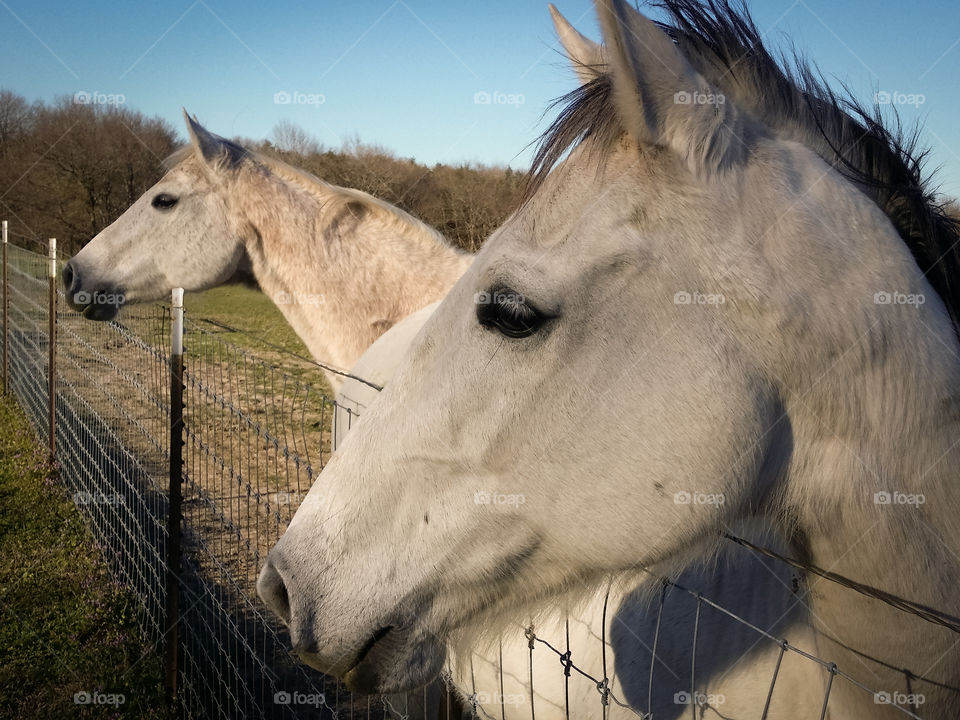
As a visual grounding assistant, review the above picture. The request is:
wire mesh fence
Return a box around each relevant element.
[1,232,951,720]
[0,236,430,719]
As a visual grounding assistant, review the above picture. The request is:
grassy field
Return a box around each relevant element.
[185,285,309,359]
[183,285,336,396]
[0,396,167,720]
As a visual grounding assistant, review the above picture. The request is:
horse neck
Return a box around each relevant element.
[780,302,960,712]
[229,168,471,390]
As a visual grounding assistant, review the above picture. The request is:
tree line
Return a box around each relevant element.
[1,89,956,257]
[0,90,524,255]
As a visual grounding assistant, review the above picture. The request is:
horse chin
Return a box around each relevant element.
[340,626,447,695]
[81,303,121,321]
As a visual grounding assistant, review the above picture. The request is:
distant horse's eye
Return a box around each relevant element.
[476,288,548,339]
[151,193,179,210]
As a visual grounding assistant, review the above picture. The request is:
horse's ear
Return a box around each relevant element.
[182,109,247,171]
[549,4,605,85]
[594,0,749,177]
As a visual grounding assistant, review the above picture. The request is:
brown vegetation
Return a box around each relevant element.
[0,91,523,255]
[0,90,177,253]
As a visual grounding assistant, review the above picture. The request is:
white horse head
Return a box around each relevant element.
[64,112,470,389]
[64,112,252,320]
[261,1,960,714]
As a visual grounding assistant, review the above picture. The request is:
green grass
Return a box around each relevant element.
[183,285,335,396]
[0,396,167,720]
[184,285,310,358]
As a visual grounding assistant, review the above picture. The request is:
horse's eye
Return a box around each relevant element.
[151,193,179,210]
[476,288,547,339]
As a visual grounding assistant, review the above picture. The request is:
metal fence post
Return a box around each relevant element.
[47,238,56,458]
[2,220,7,395]
[165,287,185,705]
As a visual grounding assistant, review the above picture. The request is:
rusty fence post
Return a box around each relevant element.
[47,238,56,458]
[164,287,185,706]
[2,220,8,395]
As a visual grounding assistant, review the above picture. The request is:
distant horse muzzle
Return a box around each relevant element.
[62,260,125,321]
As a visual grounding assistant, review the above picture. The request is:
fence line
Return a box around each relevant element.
[0,239,377,718]
[0,236,948,719]
[165,287,185,702]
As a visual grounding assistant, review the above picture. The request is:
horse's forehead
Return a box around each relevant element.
[515,143,676,249]
[480,224,640,293]
[166,153,208,183]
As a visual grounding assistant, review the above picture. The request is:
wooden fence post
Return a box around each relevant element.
[164,287,185,705]
[47,238,56,458]
[2,220,7,395]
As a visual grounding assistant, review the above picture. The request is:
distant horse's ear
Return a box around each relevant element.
[549,4,605,85]
[182,109,247,171]
[594,0,750,178]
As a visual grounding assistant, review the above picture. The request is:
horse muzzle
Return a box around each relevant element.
[257,556,447,694]
[62,259,126,320]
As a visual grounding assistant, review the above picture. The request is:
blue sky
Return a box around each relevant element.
[1,0,959,198]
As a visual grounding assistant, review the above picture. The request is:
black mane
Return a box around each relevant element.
[527,0,960,335]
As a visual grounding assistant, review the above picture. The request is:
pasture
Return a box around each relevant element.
[2,240,356,718]
[0,395,166,720]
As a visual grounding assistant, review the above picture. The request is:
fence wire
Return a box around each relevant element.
[1,239,950,720]
[178,315,345,719]
[4,241,171,665]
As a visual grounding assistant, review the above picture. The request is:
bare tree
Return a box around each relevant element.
[1,90,524,254]
[0,90,177,251]
[271,120,321,156]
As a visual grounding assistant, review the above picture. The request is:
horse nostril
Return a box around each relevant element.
[257,559,292,625]
[62,261,77,295]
